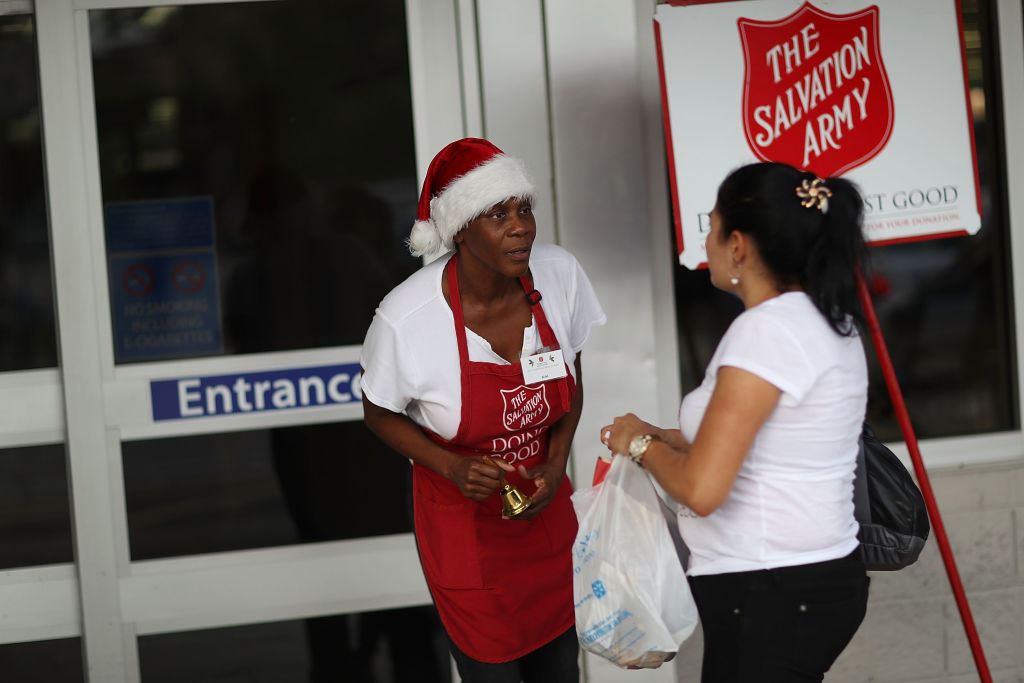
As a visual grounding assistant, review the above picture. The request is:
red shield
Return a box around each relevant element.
[500,384,550,432]
[739,2,893,176]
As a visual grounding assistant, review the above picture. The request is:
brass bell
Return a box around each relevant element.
[500,481,533,517]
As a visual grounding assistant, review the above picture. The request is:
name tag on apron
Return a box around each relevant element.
[521,347,568,384]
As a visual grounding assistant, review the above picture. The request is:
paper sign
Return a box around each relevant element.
[655,0,981,268]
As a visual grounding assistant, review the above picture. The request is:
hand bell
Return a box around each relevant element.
[500,481,533,517]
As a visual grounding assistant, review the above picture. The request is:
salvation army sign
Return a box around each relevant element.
[655,0,981,269]
[740,4,894,176]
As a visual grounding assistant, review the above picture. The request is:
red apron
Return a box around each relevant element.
[413,254,578,663]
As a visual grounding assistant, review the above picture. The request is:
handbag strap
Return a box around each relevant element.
[852,426,871,524]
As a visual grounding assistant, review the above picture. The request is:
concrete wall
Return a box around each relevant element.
[671,459,1024,682]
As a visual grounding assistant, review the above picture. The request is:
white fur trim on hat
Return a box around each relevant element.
[407,219,443,257]
[408,154,534,258]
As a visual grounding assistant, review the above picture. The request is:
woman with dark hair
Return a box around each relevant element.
[601,161,870,682]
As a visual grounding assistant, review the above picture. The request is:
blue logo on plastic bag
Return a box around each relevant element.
[592,580,606,598]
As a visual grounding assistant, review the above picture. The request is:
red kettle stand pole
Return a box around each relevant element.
[857,272,992,683]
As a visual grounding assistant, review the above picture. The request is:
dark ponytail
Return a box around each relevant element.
[715,162,867,336]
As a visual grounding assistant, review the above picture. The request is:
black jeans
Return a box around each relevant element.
[688,550,869,683]
[448,625,579,683]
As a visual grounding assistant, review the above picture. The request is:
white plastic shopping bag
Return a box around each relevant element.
[571,455,698,669]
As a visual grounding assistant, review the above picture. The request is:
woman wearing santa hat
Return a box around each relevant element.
[360,138,605,680]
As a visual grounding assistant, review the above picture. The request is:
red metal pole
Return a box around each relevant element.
[856,272,992,683]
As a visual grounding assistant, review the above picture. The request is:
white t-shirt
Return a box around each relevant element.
[360,243,606,440]
[678,292,867,576]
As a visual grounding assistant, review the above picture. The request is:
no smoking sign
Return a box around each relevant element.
[172,259,206,294]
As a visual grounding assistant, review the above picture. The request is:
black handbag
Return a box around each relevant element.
[853,423,930,571]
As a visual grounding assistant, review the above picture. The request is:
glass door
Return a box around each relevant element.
[0,2,82,680]
[35,0,469,680]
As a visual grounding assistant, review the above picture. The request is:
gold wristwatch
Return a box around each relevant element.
[627,434,658,468]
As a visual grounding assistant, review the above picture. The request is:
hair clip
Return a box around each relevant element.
[796,177,832,213]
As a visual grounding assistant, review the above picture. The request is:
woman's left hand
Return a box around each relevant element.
[599,413,658,456]
[505,462,564,520]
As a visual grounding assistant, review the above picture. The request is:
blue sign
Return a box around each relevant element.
[105,198,223,361]
[151,363,363,421]
[105,198,216,252]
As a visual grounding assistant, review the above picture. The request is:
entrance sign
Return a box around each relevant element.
[150,363,363,421]
[106,197,223,360]
[655,0,981,268]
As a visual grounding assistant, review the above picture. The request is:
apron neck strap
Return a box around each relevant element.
[447,253,559,353]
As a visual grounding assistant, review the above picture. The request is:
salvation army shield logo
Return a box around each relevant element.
[500,384,550,432]
[739,2,894,177]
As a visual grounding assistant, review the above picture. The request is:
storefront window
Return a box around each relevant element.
[0,7,58,370]
[672,0,1015,441]
[89,1,420,363]
[122,422,412,559]
[0,638,84,683]
[0,444,73,568]
[137,611,450,683]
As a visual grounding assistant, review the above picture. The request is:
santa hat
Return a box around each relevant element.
[407,138,534,257]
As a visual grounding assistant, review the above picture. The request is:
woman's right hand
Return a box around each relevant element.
[449,455,516,501]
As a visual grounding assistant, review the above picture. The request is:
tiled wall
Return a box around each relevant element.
[673,460,1024,682]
